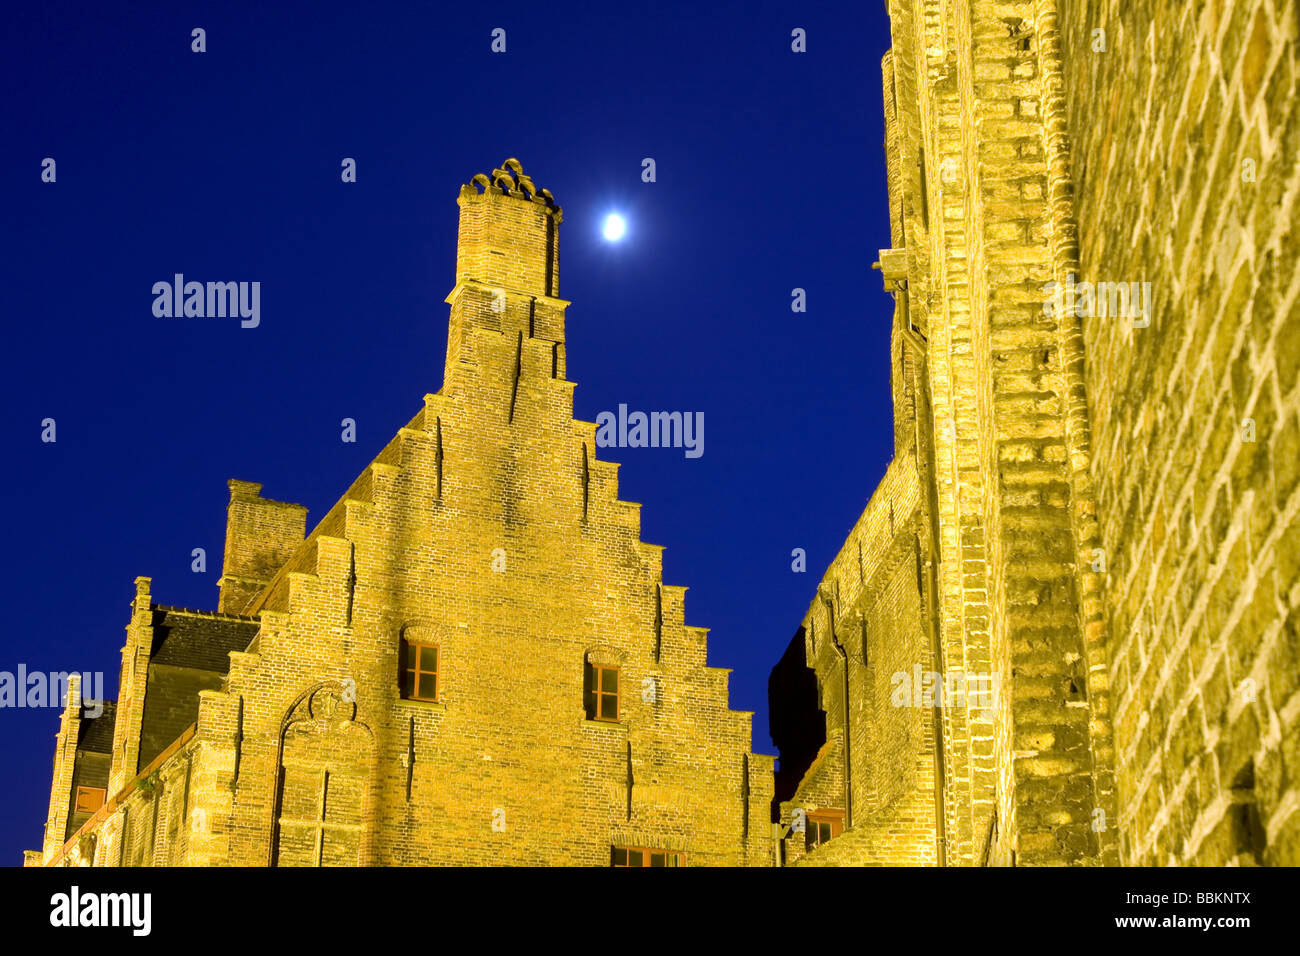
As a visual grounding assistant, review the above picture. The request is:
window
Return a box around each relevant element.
[806,809,844,850]
[74,786,106,814]
[611,846,682,867]
[584,662,619,721]
[401,640,439,702]
[276,767,366,867]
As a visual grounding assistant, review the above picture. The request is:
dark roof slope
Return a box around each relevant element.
[76,700,117,753]
[148,607,259,672]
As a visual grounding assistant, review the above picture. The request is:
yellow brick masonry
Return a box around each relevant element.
[1059,0,1300,865]
[779,456,942,866]
[783,0,1297,867]
[787,0,1119,868]
[31,160,773,867]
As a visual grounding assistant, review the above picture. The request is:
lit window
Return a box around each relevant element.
[806,809,844,850]
[401,640,439,702]
[611,846,682,867]
[74,786,106,814]
[585,662,619,722]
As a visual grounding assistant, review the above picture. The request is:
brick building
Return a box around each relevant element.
[29,0,1300,870]
[29,160,774,868]
[771,0,1299,867]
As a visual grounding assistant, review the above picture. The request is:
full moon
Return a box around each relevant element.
[602,214,626,241]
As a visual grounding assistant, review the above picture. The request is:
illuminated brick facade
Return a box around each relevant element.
[774,0,1299,867]
[30,160,773,868]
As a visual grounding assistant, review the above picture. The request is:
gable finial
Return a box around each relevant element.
[466,159,559,213]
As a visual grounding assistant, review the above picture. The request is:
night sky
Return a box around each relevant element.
[1,0,894,861]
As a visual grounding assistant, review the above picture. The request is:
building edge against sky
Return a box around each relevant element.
[770,0,1300,867]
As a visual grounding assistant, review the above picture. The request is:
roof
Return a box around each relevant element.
[148,607,259,672]
[76,700,117,753]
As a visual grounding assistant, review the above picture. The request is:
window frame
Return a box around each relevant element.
[610,845,683,867]
[400,639,440,703]
[586,662,620,722]
[805,808,844,850]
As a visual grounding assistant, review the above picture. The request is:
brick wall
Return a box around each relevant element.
[776,452,941,865]
[793,0,1298,867]
[218,481,307,614]
[858,0,1118,865]
[1059,0,1300,865]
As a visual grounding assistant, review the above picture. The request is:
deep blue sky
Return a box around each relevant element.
[0,0,894,861]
